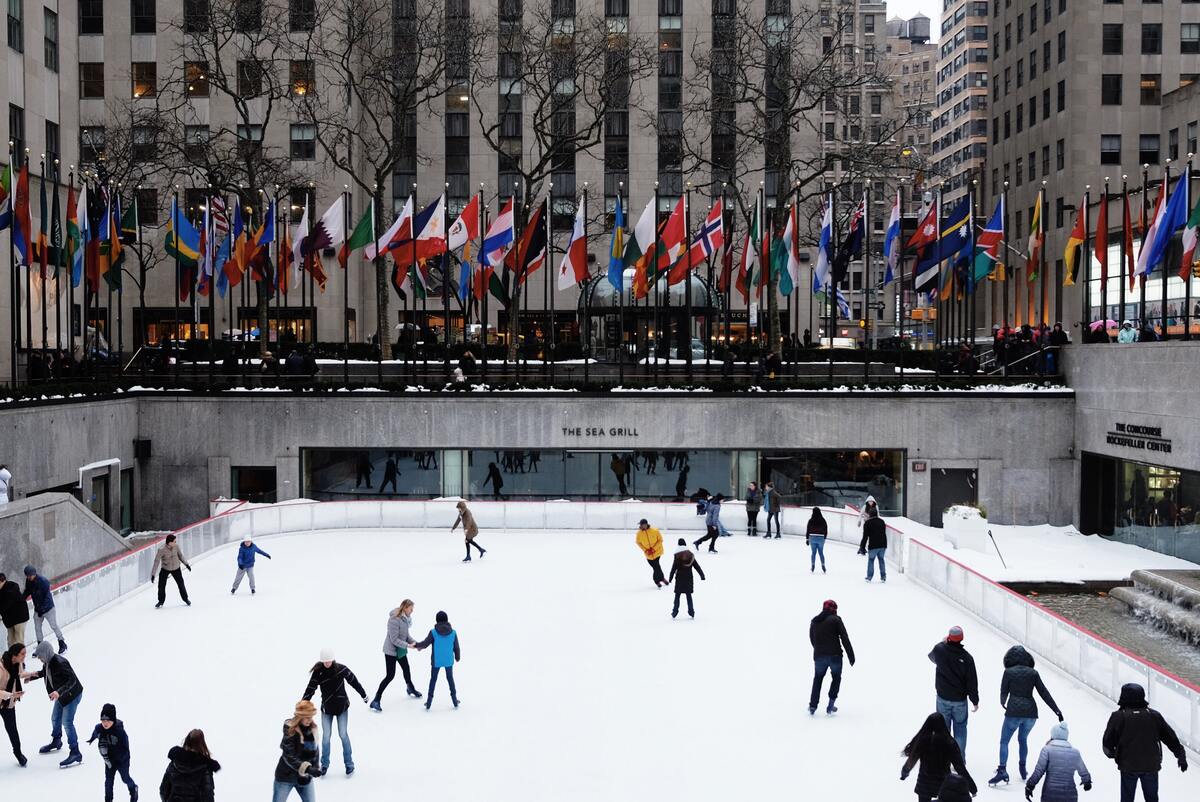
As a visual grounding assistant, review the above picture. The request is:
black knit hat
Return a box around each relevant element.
[436,611,448,623]
[101,703,117,722]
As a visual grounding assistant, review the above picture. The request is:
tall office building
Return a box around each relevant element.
[933,0,989,207]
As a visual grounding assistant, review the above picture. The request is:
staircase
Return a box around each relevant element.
[1110,570,1200,646]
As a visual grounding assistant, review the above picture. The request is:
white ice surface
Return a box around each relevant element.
[3,528,1197,800]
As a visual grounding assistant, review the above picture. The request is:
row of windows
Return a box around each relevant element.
[1100,23,1198,56]
[991,81,1066,143]
[7,103,60,166]
[77,60,316,99]
[76,0,318,36]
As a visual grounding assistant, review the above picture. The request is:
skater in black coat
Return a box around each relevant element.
[273,700,322,799]
[667,539,705,619]
[901,712,977,802]
[159,729,220,802]
[1102,682,1188,802]
[86,703,137,801]
[808,599,855,715]
[301,649,367,776]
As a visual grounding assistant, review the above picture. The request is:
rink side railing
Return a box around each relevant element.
[41,498,899,637]
[907,537,1200,754]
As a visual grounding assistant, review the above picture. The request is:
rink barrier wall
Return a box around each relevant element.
[39,499,903,642]
[906,538,1200,754]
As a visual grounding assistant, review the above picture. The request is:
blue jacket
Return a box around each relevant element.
[704,500,722,528]
[23,574,53,615]
[1027,739,1091,802]
[415,622,461,669]
[237,543,271,569]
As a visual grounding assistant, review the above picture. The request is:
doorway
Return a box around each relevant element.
[232,466,278,503]
[929,468,977,527]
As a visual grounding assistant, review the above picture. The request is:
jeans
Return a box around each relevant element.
[320,710,352,772]
[272,781,316,802]
[766,510,781,536]
[1120,771,1159,802]
[672,592,694,617]
[231,566,256,592]
[50,693,82,749]
[809,655,843,710]
[427,665,458,705]
[375,653,416,701]
[937,696,969,758]
[866,547,887,581]
[34,608,64,643]
[157,569,190,605]
[809,536,827,569]
[104,761,137,801]
[1,706,20,755]
[998,715,1036,769]
[647,558,666,586]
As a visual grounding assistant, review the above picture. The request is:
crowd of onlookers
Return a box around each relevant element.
[22,350,82,383]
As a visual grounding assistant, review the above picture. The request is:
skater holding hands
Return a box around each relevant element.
[370,600,422,710]
[414,611,461,710]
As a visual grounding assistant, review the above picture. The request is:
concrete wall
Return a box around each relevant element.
[0,493,132,582]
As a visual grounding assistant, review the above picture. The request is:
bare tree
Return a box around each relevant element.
[294,0,481,359]
[470,0,656,360]
[683,2,924,348]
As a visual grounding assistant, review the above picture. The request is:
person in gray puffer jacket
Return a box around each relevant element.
[990,645,1064,786]
[369,601,421,709]
[1025,722,1092,801]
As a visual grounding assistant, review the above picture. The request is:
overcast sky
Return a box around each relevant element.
[886,0,943,29]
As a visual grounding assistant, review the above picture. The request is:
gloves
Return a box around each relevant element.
[186,565,192,572]
[308,765,324,778]
[299,761,311,778]
[1025,785,1034,801]
[1056,711,1064,722]
[805,537,810,545]
[1179,757,1188,773]
[899,771,909,782]
[857,548,867,556]
[1082,781,1092,791]
[848,657,855,667]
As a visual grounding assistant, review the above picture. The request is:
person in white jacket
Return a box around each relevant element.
[857,495,879,527]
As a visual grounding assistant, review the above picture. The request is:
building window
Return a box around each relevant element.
[1102,23,1122,55]
[132,125,157,162]
[79,0,102,34]
[1169,128,1179,161]
[1056,139,1064,170]
[1139,134,1160,165]
[1142,23,1162,55]
[185,61,209,97]
[289,187,314,223]
[137,188,159,226]
[80,125,105,164]
[237,123,263,158]
[131,0,156,34]
[1100,134,1121,165]
[237,61,262,97]
[1140,74,1161,105]
[79,62,104,98]
[290,124,316,159]
[183,0,208,32]
[289,60,315,96]
[44,119,58,160]
[1101,74,1122,105]
[132,62,157,98]
[42,8,55,71]
[1057,30,1066,63]
[234,0,261,32]
[289,0,314,31]
[184,124,209,161]
[1188,122,1198,156]
[1183,24,1200,55]
[1056,80,1065,112]
[7,0,22,52]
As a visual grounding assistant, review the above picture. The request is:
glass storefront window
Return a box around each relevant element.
[304,449,444,499]
[760,450,905,516]
[1101,455,1200,563]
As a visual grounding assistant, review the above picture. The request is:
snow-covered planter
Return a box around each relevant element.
[942,504,990,553]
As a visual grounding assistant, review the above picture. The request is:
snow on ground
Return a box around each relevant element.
[3,529,1197,800]
[898,516,1200,583]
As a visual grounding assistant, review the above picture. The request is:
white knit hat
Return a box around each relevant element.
[320,647,335,662]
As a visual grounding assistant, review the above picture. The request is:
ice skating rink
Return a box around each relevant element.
[3,528,1197,800]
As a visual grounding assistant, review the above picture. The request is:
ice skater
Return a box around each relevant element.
[763,481,782,538]
[900,712,977,802]
[744,481,762,536]
[378,457,400,494]
[451,500,487,562]
[808,599,854,715]
[302,648,368,776]
[151,535,192,609]
[22,565,67,653]
[231,538,272,595]
[990,644,1064,786]
[693,493,724,553]
[0,571,30,647]
[668,538,705,619]
[1025,722,1091,801]
[414,611,461,710]
[929,626,979,759]
[857,494,879,526]
[159,729,220,802]
[857,505,888,582]
[371,600,422,710]
[87,703,137,801]
[1,642,27,766]
[27,638,84,767]
[805,508,828,573]
[1102,682,1188,802]
[635,518,667,587]
[273,700,322,800]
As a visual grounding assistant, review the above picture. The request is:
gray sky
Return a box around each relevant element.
[886,0,943,29]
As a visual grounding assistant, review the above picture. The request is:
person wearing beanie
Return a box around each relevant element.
[21,566,66,653]
[928,626,979,759]
[150,534,192,609]
[302,648,368,776]
[1025,722,1092,802]
[0,571,30,647]
[635,519,667,587]
[1,642,28,766]
[1102,682,1188,802]
[274,700,322,799]
[87,702,137,801]
[693,494,724,553]
[231,538,272,595]
[160,729,220,802]
[413,611,461,709]
[26,637,84,767]
[857,506,888,582]
[668,539,706,619]
[451,501,487,562]
[990,644,1065,786]
[808,599,855,715]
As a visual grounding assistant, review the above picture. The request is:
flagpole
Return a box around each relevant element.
[442,184,451,382]
[704,199,714,383]
[230,196,238,377]
[1081,186,1091,335]
[343,186,351,385]
[370,188,382,385]
[1001,182,1009,332]
[7,144,15,384]
[897,182,906,381]
[862,189,871,385]
[581,183,589,386]
[117,190,125,369]
[722,182,731,367]
[1101,180,1110,338]
[1162,161,1172,339]
[617,182,625,386]
[827,190,837,387]
[207,189,215,386]
[1120,176,1128,333]
[480,184,489,384]
[105,185,113,371]
[39,158,47,362]
[1186,158,1194,341]
[60,164,69,361]
[684,180,693,384]
[1140,166,1149,329]
[546,190,554,385]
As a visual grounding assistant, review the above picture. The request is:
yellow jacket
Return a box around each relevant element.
[636,527,664,560]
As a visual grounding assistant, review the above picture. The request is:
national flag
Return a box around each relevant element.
[483,197,515,268]
[607,195,625,293]
[623,195,657,299]
[67,183,84,287]
[515,200,547,284]
[1094,192,1108,289]
[770,203,800,297]
[221,199,245,288]
[883,190,901,285]
[99,195,123,290]
[815,285,851,318]
[1026,192,1044,282]
[1063,194,1086,286]
[213,229,233,298]
[197,196,213,297]
[912,197,943,296]
[813,195,833,293]
[119,194,139,244]
[389,194,446,269]
[48,175,64,270]
[973,196,1005,284]
[935,198,972,299]
[447,194,479,252]
[831,194,865,287]
[736,194,762,302]
[1138,172,1189,278]
[278,222,294,296]
[339,200,374,268]
[718,236,734,293]
[952,203,976,297]
[249,200,276,290]
[166,195,201,269]
[1180,193,1200,281]
[36,167,49,278]
[366,197,410,260]
[0,161,11,232]
[12,162,32,266]
[655,195,687,281]
[907,200,938,254]
[302,195,346,291]
[290,199,309,295]
[681,199,724,283]
[1124,192,1136,292]
[557,198,588,291]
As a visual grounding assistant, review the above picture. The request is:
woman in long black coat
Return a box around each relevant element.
[667,538,706,619]
[900,712,977,802]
